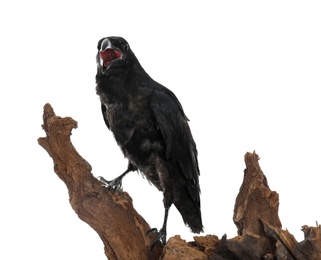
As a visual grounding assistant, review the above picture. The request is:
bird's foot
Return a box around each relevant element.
[147,227,167,249]
[97,176,123,191]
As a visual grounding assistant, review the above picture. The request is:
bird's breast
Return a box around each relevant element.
[104,101,162,150]
[104,100,166,186]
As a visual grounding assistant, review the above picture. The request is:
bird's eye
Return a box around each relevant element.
[123,43,129,51]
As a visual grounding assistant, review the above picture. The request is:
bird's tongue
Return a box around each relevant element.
[100,49,122,67]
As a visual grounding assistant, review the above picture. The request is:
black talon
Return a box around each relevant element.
[146,228,158,235]
[98,175,124,191]
[147,207,169,249]
[147,228,165,249]
[97,163,137,191]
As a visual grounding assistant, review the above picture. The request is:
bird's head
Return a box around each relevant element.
[96,36,131,74]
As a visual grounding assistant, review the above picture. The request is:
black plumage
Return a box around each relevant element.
[95,36,203,245]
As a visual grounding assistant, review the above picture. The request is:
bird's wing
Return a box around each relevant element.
[150,86,200,183]
[150,86,202,232]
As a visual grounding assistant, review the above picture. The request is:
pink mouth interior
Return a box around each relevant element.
[100,49,122,67]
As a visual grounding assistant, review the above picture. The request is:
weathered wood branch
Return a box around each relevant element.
[38,103,163,260]
[38,104,320,260]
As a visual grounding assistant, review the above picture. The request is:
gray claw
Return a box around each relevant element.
[97,176,123,191]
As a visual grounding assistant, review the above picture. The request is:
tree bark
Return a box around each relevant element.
[38,104,321,260]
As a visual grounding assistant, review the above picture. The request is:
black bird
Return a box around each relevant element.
[95,36,203,245]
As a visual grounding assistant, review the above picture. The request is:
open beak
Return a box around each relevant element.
[98,38,123,74]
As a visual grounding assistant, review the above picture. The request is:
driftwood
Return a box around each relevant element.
[38,103,321,260]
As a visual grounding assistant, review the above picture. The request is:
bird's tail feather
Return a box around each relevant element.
[173,186,203,233]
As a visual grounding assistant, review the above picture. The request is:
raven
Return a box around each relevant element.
[95,36,203,245]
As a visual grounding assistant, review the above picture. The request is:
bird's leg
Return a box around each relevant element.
[147,207,169,248]
[98,162,137,191]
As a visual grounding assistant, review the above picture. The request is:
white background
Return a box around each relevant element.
[1,1,321,259]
